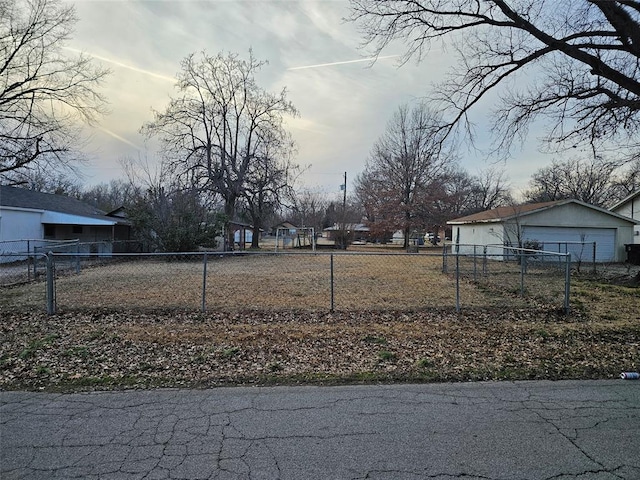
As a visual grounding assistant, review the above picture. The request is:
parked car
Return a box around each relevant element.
[425,232,440,245]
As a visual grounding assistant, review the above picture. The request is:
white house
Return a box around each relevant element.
[610,190,640,244]
[0,186,131,257]
[447,200,635,263]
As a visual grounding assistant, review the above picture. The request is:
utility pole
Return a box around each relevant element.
[342,172,347,213]
[340,172,347,249]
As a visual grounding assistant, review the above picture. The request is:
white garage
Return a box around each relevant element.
[447,199,635,263]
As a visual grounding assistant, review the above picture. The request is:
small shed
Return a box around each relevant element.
[447,200,635,263]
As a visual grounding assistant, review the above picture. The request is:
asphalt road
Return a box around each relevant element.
[1,380,639,479]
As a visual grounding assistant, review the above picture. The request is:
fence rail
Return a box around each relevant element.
[0,246,572,314]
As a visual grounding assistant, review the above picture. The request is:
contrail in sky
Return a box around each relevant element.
[62,47,177,83]
[98,126,141,150]
[287,55,399,71]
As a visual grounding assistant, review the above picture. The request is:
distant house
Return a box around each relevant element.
[447,199,635,263]
[271,221,299,236]
[0,186,131,254]
[323,223,370,243]
[610,190,640,244]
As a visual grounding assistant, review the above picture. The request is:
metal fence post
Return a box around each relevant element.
[564,253,571,314]
[442,244,448,274]
[483,246,488,276]
[33,243,38,278]
[330,254,335,312]
[473,245,477,282]
[27,240,32,282]
[520,252,525,297]
[46,252,56,315]
[75,243,81,274]
[592,241,597,274]
[202,253,208,313]
[455,252,460,313]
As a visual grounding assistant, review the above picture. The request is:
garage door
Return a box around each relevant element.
[522,226,616,263]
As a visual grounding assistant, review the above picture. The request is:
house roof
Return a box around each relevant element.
[324,223,370,232]
[0,186,129,225]
[610,189,640,212]
[274,221,299,230]
[448,199,636,225]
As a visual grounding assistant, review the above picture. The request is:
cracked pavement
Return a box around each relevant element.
[1,380,639,479]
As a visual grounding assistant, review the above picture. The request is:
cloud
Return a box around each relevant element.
[287,55,399,71]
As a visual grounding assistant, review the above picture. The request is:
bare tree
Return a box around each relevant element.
[472,166,513,211]
[610,158,640,200]
[349,1,640,158]
[141,50,297,250]
[0,0,109,182]
[241,130,299,248]
[524,157,620,206]
[121,156,221,252]
[355,103,455,249]
[287,189,328,233]
[18,167,83,196]
[80,179,143,212]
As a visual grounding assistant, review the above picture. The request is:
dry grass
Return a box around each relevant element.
[1,251,638,392]
[0,252,564,312]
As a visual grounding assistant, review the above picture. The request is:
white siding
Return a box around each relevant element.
[612,195,640,244]
[454,223,504,253]
[0,208,43,242]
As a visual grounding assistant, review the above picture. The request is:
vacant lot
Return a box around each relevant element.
[1,251,568,312]
[0,252,638,392]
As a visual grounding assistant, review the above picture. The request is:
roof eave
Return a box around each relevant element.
[610,190,640,211]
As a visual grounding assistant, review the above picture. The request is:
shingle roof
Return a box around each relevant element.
[448,201,560,224]
[448,199,637,225]
[0,185,124,223]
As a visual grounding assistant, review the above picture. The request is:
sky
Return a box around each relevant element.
[65,0,557,199]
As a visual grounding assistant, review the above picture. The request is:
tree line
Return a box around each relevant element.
[2,0,640,251]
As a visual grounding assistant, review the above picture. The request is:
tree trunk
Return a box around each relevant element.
[403,226,410,250]
[251,223,260,249]
[224,199,236,251]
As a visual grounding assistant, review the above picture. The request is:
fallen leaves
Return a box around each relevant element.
[0,306,638,392]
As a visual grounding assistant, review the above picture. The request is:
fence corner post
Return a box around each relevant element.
[46,252,56,315]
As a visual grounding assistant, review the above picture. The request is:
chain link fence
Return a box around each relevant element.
[503,240,598,273]
[1,247,572,313]
[0,240,143,286]
[444,244,571,312]
[0,239,78,285]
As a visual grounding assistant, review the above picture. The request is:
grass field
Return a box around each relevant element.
[0,251,572,312]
